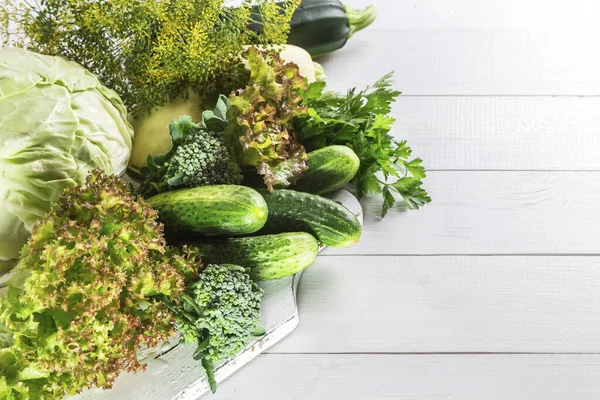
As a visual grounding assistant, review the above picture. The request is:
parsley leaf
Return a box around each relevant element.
[381,186,396,218]
[391,177,431,210]
[294,73,431,217]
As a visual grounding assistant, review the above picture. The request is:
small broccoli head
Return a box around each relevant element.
[166,131,243,188]
[173,264,263,392]
[138,109,244,198]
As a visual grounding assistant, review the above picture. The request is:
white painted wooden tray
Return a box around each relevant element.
[70,189,363,400]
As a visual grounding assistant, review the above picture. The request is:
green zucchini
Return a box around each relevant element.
[194,232,319,281]
[294,145,360,195]
[147,185,268,236]
[259,189,361,248]
[251,0,377,57]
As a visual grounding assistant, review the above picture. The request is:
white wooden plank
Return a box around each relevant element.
[319,30,600,95]
[343,0,600,31]
[393,96,600,171]
[213,354,600,400]
[270,256,600,353]
[325,171,600,255]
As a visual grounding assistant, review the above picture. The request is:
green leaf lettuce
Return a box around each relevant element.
[226,47,309,190]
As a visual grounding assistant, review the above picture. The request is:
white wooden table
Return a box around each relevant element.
[210,1,600,398]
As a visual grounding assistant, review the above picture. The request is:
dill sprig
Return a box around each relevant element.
[3,0,300,115]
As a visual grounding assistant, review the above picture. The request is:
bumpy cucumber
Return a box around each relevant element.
[195,232,319,281]
[294,145,360,195]
[147,185,268,236]
[259,189,361,248]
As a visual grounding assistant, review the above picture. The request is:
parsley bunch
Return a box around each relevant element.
[294,73,431,217]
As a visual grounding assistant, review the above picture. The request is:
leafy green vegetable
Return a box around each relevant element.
[138,96,242,198]
[0,344,48,400]
[0,48,134,262]
[0,170,201,399]
[294,73,430,216]
[226,47,309,190]
[163,264,263,393]
[4,0,301,115]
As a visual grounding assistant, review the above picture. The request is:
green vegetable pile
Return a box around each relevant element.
[3,0,303,176]
[3,0,300,115]
[0,1,432,398]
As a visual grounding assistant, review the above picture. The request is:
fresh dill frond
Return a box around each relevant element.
[4,0,301,115]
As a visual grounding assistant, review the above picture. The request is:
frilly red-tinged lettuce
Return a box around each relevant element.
[0,320,48,400]
[227,47,309,190]
[0,170,201,399]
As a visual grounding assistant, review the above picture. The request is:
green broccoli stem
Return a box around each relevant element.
[345,5,377,38]
[202,357,217,393]
[165,264,263,393]
[160,295,198,324]
[181,293,203,316]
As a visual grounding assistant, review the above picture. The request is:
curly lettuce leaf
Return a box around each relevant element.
[0,171,200,398]
[226,47,309,190]
[0,334,49,400]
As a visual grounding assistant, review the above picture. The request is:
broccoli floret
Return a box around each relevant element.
[138,99,243,198]
[164,264,263,393]
[165,130,242,188]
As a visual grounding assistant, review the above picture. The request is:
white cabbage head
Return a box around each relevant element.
[0,48,134,260]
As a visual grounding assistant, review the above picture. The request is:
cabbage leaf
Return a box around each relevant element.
[0,48,134,260]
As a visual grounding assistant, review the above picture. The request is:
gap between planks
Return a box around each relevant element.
[426,170,600,173]
[319,253,600,257]
[395,94,600,98]
[324,171,600,255]
[271,255,600,353]
[212,353,600,400]
[264,352,600,355]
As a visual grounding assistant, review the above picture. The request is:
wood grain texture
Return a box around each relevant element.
[186,1,600,398]
[319,30,600,95]
[324,171,600,255]
[212,354,600,400]
[270,256,600,353]
[211,0,600,398]
[343,0,600,31]
[392,96,600,171]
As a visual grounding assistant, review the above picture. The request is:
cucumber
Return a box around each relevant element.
[194,232,319,281]
[259,189,361,248]
[147,185,268,236]
[294,146,360,195]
